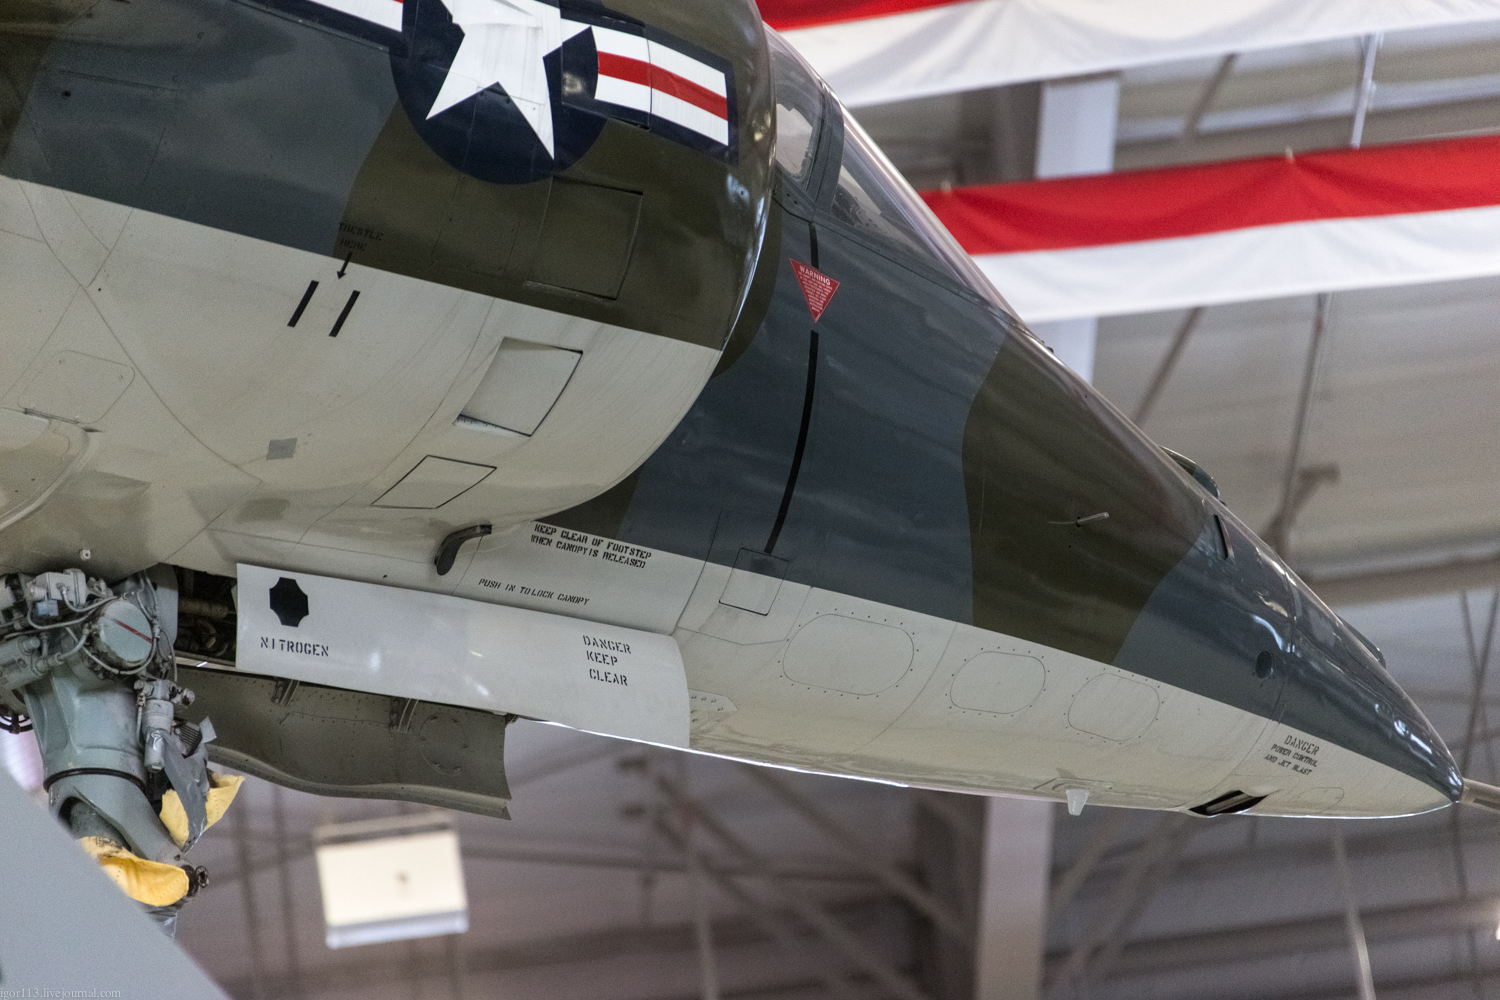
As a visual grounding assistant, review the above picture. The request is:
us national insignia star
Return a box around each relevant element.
[427,0,589,156]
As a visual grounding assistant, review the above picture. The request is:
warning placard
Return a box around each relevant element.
[791,259,840,322]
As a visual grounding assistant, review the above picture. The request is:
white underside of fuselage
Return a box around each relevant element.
[0,179,1450,820]
[671,559,1448,819]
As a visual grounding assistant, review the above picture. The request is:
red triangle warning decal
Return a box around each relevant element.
[791,259,840,322]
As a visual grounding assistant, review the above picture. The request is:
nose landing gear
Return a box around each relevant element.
[0,566,234,933]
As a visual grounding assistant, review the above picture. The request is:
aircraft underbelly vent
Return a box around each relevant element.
[458,339,582,437]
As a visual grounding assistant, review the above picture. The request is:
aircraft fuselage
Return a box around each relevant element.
[0,0,1461,821]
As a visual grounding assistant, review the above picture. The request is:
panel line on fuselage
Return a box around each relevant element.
[765,327,818,555]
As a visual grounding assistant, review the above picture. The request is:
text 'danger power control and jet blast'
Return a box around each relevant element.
[0,0,1497,928]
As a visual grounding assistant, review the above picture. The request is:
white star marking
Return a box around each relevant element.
[427,0,589,157]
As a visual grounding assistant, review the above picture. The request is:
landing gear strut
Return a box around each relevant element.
[0,566,231,933]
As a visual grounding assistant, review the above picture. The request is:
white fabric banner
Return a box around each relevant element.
[785,0,1500,107]
[976,204,1500,322]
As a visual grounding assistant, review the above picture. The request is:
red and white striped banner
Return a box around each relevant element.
[920,136,1500,321]
[767,0,1500,107]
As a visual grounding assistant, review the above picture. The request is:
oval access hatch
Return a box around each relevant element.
[784,615,914,695]
[950,652,1045,714]
[1068,674,1159,741]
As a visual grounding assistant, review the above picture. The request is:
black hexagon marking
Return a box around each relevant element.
[268,577,309,628]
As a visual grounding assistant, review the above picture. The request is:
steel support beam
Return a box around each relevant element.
[1049,814,1192,996]
[1447,589,1499,988]
[658,775,933,1000]
[271,784,303,1000]
[1458,590,1500,776]
[1330,825,1376,1000]
[1030,71,1119,384]
[656,818,858,1000]
[1047,808,1132,917]
[917,790,984,851]
[444,934,467,1000]
[975,797,1054,1000]
[680,805,722,1000]
[231,785,267,1000]
[216,896,901,999]
[213,838,877,892]
[1350,34,1382,149]
[1076,817,1200,992]
[1265,293,1332,556]
[1311,552,1500,608]
[1035,73,1120,179]
[1178,54,1238,146]
[1243,963,1500,1000]
[1174,814,1498,885]
[1052,892,1500,980]
[913,792,983,1000]
[742,765,970,943]
[1132,307,1204,426]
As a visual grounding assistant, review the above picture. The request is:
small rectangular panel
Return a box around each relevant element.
[459,339,581,436]
[373,456,494,509]
[432,176,525,278]
[237,564,690,747]
[719,548,788,616]
[316,830,467,948]
[530,179,641,299]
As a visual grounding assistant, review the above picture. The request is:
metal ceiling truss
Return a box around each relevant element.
[655,773,933,1000]
[1056,890,1500,982]
[740,764,971,945]
[1047,813,1199,997]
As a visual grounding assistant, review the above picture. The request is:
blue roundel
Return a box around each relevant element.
[390,0,605,185]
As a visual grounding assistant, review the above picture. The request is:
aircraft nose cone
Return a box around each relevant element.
[1115,503,1460,814]
[1291,600,1463,808]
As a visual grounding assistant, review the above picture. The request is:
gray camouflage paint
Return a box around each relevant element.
[0,0,1462,803]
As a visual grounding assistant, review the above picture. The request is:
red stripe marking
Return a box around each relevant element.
[597,52,727,121]
[759,0,960,31]
[597,51,650,88]
[111,616,153,644]
[649,65,727,121]
[919,135,1500,255]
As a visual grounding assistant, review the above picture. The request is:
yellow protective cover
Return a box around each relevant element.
[78,836,189,907]
[159,771,245,847]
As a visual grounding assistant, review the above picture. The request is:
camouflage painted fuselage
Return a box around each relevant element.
[0,0,1461,816]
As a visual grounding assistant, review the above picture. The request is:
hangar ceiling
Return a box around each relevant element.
[859,22,1500,188]
[1095,279,1500,574]
[167,725,951,1000]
